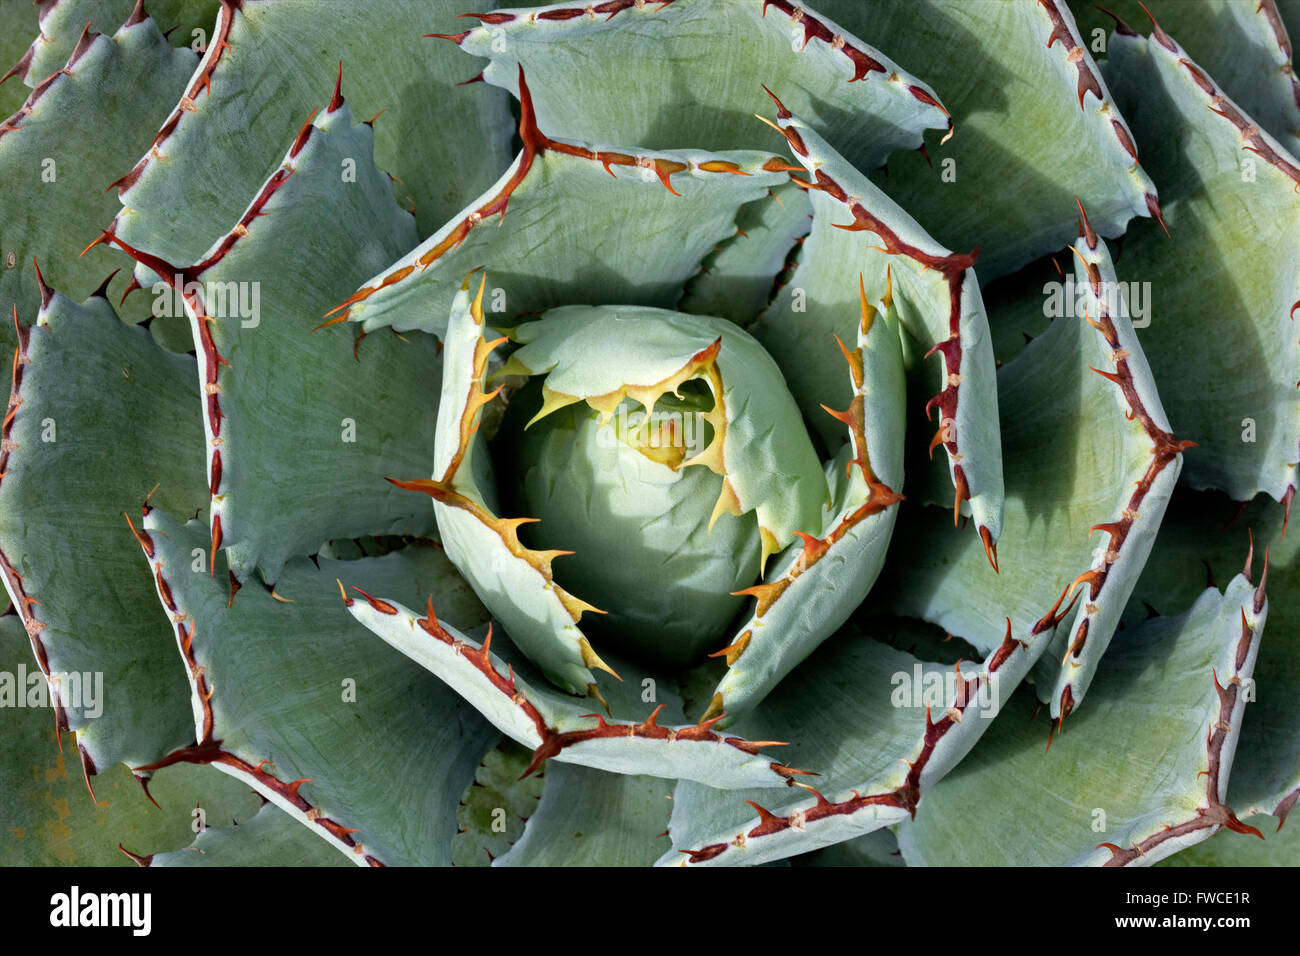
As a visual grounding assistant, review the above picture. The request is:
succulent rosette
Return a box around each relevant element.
[0,0,1296,869]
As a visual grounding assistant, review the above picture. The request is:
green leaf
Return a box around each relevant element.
[508,305,828,558]
[451,0,949,171]
[23,1,216,85]
[132,510,498,866]
[412,278,607,692]
[112,0,515,263]
[0,289,205,772]
[329,73,789,338]
[0,13,199,328]
[497,762,671,867]
[702,280,905,721]
[678,181,812,325]
[106,93,440,584]
[814,0,1159,279]
[1100,26,1300,504]
[452,738,545,867]
[502,384,764,670]
[148,802,350,867]
[751,107,1004,549]
[1,611,262,866]
[896,574,1267,866]
[884,226,1185,720]
[661,616,1050,866]
[1157,814,1300,866]
[1069,0,1300,159]
[1126,489,1299,833]
[345,584,809,790]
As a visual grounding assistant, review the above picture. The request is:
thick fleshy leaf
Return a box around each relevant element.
[812,0,1158,279]
[345,584,809,790]
[452,738,545,866]
[701,281,905,721]
[147,803,350,867]
[328,72,789,338]
[111,0,514,263]
[1158,814,1300,866]
[897,574,1267,866]
[1101,25,1300,505]
[1125,490,1299,833]
[661,614,1059,867]
[500,304,833,671]
[507,305,828,556]
[1070,0,1300,160]
[1,613,262,866]
[496,762,671,867]
[103,91,439,583]
[132,510,497,867]
[449,0,949,171]
[678,181,812,325]
[751,107,1004,549]
[406,278,605,692]
[0,290,205,772]
[21,0,215,86]
[501,384,765,669]
[885,225,1186,720]
[0,13,198,328]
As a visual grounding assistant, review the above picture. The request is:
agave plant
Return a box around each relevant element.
[0,0,1297,869]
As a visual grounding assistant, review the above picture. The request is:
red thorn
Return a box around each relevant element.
[288,107,318,158]
[1075,196,1097,248]
[124,0,149,27]
[1093,5,1137,36]
[1282,485,1294,538]
[1090,366,1125,387]
[760,83,791,119]
[1136,1,1176,51]
[0,46,34,87]
[349,586,398,615]
[980,524,999,573]
[951,467,969,527]
[517,64,547,159]
[29,257,54,311]
[745,800,783,827]
[78,743,101,806]
[694,712,727,735]
[1243,527,1255,582]
[420,594,440,632]
[1222,811,1265,840]
[385,476,447,501]
[1255,546,1269,614]
[135,773,161,810]
[650,160,682,196]
[118,844,153,866]
[328,61,344,112]
[90,268,120,300]
[1146,193,1169,236]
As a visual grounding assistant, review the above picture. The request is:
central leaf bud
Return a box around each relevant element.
[491,306,829,670]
